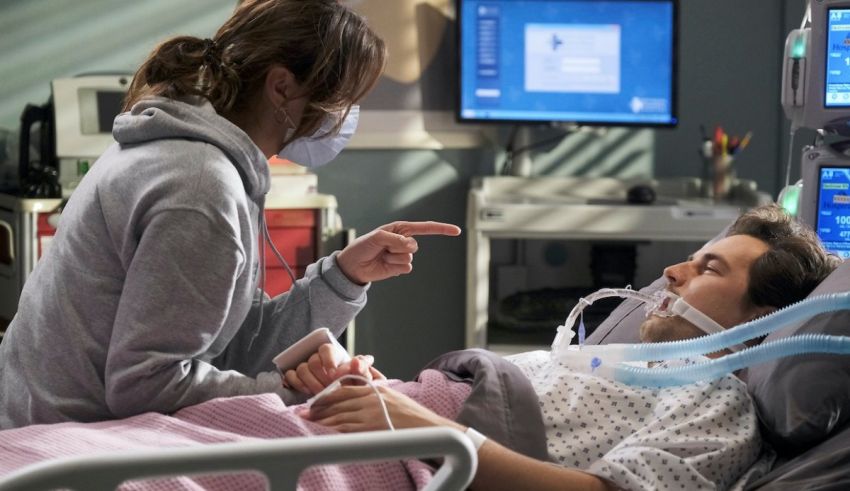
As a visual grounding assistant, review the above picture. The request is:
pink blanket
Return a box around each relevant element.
[0,370,471,490]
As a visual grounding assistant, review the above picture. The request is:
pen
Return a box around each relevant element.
[738,131,753,152]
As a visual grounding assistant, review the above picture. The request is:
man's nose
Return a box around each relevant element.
[663,262,689,286]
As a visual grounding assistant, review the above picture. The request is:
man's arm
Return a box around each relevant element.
[303,385,618,490]
[472,439,617,491]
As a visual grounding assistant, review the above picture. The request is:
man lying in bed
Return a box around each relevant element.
[289,204,841,491]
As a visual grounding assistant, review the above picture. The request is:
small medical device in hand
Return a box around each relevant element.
[273,327,351,373]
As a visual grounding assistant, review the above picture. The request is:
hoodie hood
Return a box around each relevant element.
[112,97,269,202]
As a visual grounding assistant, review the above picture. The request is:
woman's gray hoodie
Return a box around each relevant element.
[0,97,367,428]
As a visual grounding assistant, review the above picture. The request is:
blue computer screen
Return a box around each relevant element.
[816,166,850,259]
[458,0,676,125]
[825,9,850,107]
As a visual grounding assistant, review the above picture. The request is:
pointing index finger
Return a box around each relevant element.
[381,221,462,238]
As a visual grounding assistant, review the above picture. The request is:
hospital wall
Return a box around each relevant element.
[0,0,808,378]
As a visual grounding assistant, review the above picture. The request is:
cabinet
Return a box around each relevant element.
[263,206,324,296]
[0,194,62,332]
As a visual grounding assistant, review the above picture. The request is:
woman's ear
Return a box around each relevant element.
[264,65,298,107]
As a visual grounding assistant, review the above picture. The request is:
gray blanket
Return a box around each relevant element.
[423,348,550,462]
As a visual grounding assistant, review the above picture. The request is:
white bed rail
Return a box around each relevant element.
[0,427,477,491]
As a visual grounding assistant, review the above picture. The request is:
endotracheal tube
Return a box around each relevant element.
[550,288,850,388]
[552,287,662,350]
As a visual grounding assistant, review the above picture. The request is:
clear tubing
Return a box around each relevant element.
[553,288,657,348]
[556,292,850,362]
[605,333,850,387]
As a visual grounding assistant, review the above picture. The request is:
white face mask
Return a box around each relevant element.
[277,105,359,168]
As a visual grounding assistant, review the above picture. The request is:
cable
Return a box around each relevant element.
[263,219,298,284]
[499,125,586,175]
[248,206,298,351]
[498,126,520,175]
[784,125,797,189]
[305,374,395,431]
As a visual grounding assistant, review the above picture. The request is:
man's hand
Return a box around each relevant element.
[336,221,461,285]
[300,385,464,433]
[283,343,384,395]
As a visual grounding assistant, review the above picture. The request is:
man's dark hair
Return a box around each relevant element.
[727,204,842,309]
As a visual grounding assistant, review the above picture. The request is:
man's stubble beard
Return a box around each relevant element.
[639,315,706,344]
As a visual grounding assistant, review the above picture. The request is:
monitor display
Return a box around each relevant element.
[816,166,850,259]
[458,0,677,126]
[78,88,126,135]
[52,75,130,159]
[824,8,850,107]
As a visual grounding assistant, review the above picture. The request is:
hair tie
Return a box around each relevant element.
[202,38,220,66]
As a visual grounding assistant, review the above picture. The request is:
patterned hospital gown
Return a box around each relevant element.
[506,350,761,491]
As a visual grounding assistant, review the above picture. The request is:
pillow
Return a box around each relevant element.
[745,421,850,490]
[745,259,850,454]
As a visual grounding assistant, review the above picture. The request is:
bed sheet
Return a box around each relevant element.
[0,370,470,490]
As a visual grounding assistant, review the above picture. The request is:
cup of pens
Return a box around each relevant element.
[700,125,751,201]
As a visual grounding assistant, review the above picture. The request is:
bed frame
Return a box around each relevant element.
[0,427,476,491]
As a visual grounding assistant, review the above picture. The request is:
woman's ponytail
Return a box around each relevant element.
[123,36,240,112]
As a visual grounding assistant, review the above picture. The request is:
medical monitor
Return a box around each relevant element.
[799,144,850,260]
[782,0,850,133]
[457,0,678,127]
[52,75,131,159]
[814,166,850,259]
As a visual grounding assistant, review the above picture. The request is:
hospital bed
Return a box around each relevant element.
[0,427,476,491]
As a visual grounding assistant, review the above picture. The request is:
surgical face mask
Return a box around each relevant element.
[277,105,359,169]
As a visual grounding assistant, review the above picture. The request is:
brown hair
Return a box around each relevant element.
[727,204,842,309]
[123,0,386,141]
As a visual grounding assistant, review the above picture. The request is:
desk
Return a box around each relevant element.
[465,176,768,352]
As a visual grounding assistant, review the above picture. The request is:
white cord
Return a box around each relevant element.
[784,125,798,188]
[305,374,395,431]
[801,2,811,30]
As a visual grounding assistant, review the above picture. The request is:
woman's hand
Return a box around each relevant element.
[283,343,384,395]
[336,221,461,285]
[301,385,464,433]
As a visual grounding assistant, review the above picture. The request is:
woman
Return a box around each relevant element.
[0,0,460,429]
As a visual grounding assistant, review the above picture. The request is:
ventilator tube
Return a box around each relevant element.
[552,288,661,350]
[553,292,850,363]
[553,287,741,355]
[599,333,850,387]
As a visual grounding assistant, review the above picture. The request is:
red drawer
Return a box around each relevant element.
[261,209,318,295]
[264,266,307,297]
[265,209,316,228]
[263,227,315,265]
[36,213,58,258]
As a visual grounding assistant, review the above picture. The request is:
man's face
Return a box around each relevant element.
[639,234,770,344]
